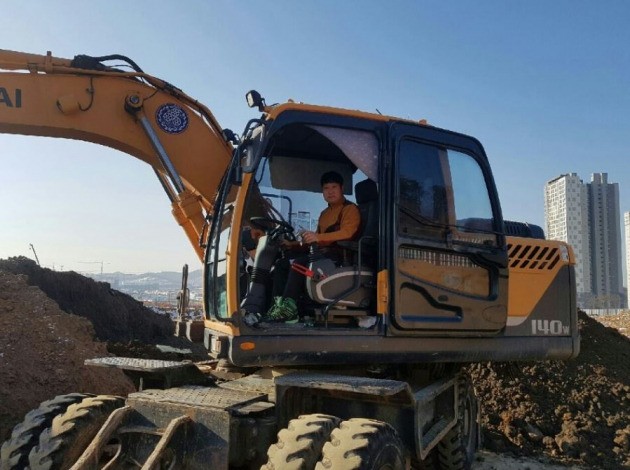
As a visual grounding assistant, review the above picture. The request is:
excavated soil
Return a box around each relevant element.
[0,268,135,444]
[0,257,174,343]
[468,311,630,469]
[0,257,207,444]
[0,256,629,468]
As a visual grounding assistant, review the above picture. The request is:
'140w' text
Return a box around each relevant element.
[531,319,570,335]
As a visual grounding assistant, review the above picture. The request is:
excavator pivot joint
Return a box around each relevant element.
[125,94,143,114]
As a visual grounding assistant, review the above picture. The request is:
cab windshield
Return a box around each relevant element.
[244,124,379,240]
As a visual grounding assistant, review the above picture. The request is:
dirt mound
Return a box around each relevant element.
[0,270,135,443]
[469,311,630,468]
[0,257,173,343]
[0,257,209,445]
[597,311,630,339]
[1,256,629,468]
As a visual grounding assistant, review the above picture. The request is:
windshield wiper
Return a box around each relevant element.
[396,203,502,237]
[396,203,450,230]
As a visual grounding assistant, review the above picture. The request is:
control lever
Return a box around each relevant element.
[290,262,327,282]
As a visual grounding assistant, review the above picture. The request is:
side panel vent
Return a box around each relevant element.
[399,247,477,268]
[508,243,559,270]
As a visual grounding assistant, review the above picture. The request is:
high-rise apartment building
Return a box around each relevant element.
[625,212,630,309]
[544,173,591,300]
[588,173,623,304]
[544,173,624,307]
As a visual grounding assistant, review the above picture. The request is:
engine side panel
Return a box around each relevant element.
[506,236,577,339]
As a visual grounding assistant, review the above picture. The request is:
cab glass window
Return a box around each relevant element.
[205,202,233,319]
[448,150,497,245]
[397,140,496,245]
[449,150,491,216]
[397,140,449,239]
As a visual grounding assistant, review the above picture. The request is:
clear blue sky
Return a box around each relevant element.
[1,1,628,276]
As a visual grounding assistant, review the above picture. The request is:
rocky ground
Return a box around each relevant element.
[468,310,629,469]
[0,256,628,468]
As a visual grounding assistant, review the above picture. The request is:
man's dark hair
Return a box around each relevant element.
[320,171,344,187]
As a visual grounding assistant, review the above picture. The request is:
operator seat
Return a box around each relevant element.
[355,178,379,242]
[350,179,379,267]
[305,179,378,309]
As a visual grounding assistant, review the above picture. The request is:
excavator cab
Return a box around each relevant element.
[198,101,547,367]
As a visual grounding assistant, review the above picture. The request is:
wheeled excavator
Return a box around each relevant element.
[0,49,579,470]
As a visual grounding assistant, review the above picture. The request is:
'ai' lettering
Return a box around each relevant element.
[0,87,22,108]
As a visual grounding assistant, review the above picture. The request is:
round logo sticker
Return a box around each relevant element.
[155,104,189,134]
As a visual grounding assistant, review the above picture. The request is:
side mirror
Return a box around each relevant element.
[232,147,243,186]
[241,124,264,174]
[222,128,239,145]
[241,142,255,173]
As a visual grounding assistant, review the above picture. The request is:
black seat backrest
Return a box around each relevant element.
[355,179,379,239]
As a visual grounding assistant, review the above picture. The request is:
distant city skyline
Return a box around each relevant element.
[545,173,625,308]
[588,174,624,303]
[545,173,591,297]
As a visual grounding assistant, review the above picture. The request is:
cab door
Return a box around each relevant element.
[389,124,508,334]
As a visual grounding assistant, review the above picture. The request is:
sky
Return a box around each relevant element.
[0,1,628,276]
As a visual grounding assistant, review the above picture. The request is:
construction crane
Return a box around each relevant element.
[28,244,40,266]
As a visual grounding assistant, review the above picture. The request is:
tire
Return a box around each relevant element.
[262,414,341,470]
[436,375,478,470]
[28,395,124,470]
[410,450,439,470]
[316,418,405,470]
[0,393,92,470]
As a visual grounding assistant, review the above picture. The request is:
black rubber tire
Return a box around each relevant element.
[436,375,478,470]
[0,393,92,470]
[410,450,439,470]
[28,395,124,470]
[316,418,405,470]
[262,414,341,470]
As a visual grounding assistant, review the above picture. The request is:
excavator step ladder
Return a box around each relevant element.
[70,406,191,469]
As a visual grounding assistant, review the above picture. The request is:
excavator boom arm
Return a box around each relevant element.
[0,49,234,260]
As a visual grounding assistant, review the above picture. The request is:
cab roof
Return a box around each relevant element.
[264,101,427,127]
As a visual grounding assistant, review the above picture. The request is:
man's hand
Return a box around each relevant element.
[250,228,265,241]
[302,231,319,244]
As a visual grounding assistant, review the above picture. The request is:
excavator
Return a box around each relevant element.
[0,49,579,470]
